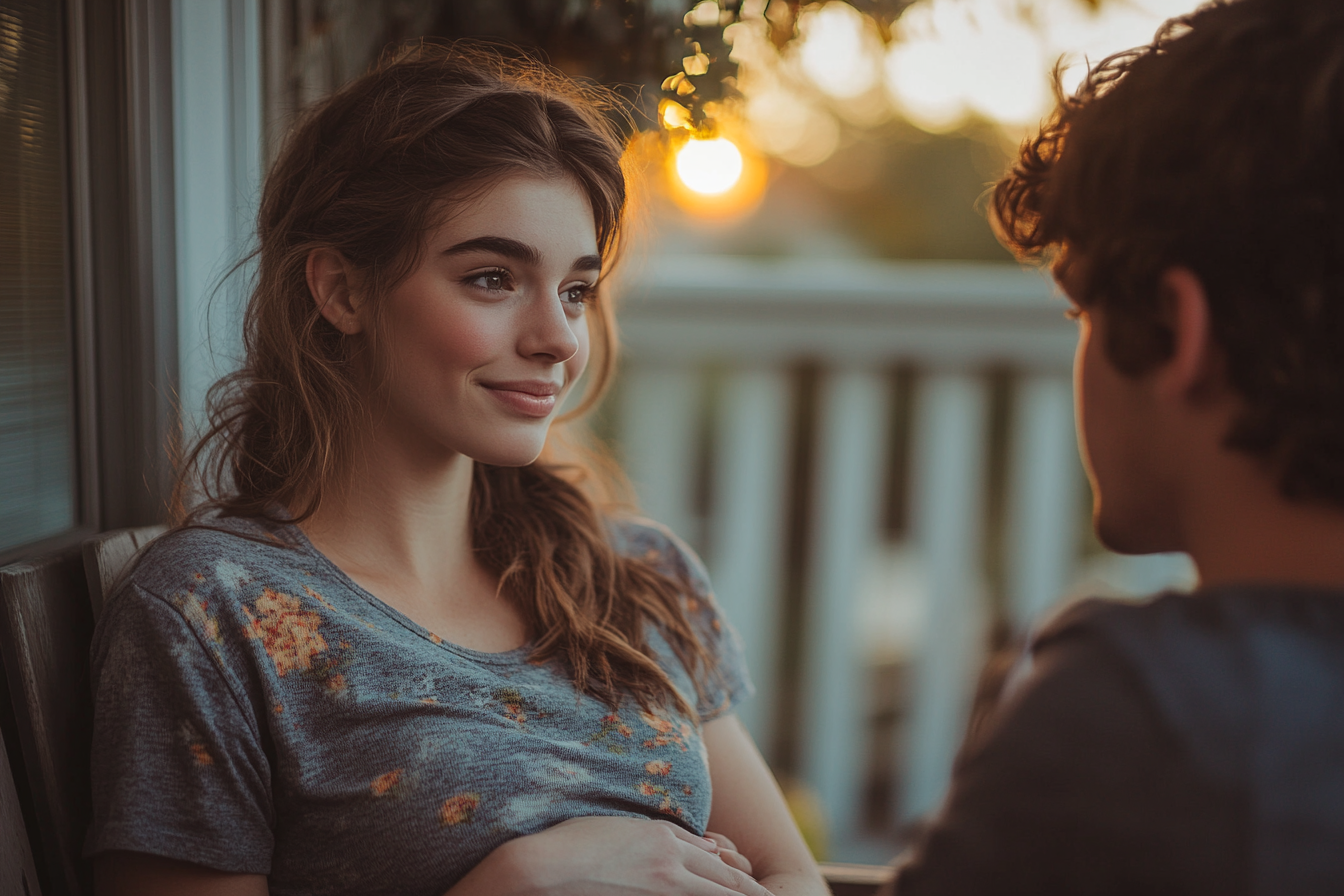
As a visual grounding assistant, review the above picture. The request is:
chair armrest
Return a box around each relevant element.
[820,862,894,896]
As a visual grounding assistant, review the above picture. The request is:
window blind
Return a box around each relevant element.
[0,0,76,551]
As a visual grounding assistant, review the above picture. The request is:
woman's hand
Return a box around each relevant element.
[702,716,831,895]
[446,816,773,896]
[703,830,754,879]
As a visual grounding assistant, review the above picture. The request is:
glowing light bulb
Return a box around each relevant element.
[675,137,744,195]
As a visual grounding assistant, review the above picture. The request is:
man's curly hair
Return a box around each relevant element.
[993,0,1344,507]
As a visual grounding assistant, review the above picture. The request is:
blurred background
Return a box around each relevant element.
[3,0,1204,864]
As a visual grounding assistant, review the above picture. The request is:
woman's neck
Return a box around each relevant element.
[297,422,481,597]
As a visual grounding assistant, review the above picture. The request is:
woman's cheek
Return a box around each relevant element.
[566,316,591,383]
[416,303,509,370]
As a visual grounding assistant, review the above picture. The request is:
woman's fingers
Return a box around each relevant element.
[653,819,722,854]
[713,846,753,877]
[703,831,738,853]
[681,841,773,896]
[701,831,752,876]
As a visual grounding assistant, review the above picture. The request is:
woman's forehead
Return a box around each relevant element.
[429,173,600,262]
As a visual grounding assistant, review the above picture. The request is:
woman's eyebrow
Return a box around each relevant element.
[441,237,601,275]
[441,236,541,264]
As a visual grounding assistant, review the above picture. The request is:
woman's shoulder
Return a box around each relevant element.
[121,513,305,603]
[604,514,709,594]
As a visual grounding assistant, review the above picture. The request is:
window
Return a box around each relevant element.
[0,1,76,552]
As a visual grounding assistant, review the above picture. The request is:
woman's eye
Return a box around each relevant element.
[468,270,512,292]
[562,284,595,306]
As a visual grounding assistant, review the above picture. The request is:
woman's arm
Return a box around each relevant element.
[97,822,771,896]
[94,852,269,896]
[703,715,829,896]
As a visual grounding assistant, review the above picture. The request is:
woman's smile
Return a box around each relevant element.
[479,378,562,418]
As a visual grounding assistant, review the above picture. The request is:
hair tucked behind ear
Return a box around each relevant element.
[174,42,717,717]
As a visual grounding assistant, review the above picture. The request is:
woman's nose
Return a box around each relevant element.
[519,293,580,362]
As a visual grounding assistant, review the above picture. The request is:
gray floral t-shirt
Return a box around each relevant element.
[85,514,752,896]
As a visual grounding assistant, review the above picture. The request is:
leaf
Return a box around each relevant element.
[659,98,693,129]
[683,52,711,76]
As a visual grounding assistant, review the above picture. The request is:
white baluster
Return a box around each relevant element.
[617,363,703,549]
[1005,374,1082,633]
[799,369,890,845]
[707,368,792,750]
[902,372,990,822]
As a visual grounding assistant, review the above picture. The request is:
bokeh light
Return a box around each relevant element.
[745,88,841,167]
[794,1,884,100]
[675,135,746,195]
[663,0,1207,204]
[882,0,1203,133]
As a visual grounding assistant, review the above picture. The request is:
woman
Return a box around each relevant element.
[87,44,825,896]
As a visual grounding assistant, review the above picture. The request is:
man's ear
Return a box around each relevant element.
[306,248,366,335]
[1154,266,1222,404]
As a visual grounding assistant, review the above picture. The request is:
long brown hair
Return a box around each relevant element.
[176,43,715,717]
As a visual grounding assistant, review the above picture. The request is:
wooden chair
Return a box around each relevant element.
[2,718,43,896]
[81,525,165,623]
[0,526,165,896]
[821,861,895,895]
[0,546,94,896]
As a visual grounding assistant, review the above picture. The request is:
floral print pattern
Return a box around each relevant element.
[176,720,215,767]
[439,793,481,826]
[494,686,549,727]
[637,780,688,818]
[586,712,635,753]
[242,587,328,676]
[640,711,692,751]
[370,769,405,798]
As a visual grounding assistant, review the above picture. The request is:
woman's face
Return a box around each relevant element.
[364,174,599,467]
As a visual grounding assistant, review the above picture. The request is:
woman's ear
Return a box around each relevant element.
[1154,266,1223,405]
[306,248,366,334]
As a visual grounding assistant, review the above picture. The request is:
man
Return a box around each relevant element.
[891,0,1344,892]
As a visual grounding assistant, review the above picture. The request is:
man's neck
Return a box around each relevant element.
[1180,455,1344,591]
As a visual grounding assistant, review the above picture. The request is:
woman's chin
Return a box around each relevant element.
[465,439,549,468]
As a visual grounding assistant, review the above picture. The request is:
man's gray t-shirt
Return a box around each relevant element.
[85,514,752,896]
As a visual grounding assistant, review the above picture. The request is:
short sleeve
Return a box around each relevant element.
[673,535,756,721]
[85,584,274,873]
[891,625,1243,895]
[611,517,756,722]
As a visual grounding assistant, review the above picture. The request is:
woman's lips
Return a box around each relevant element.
[480,381,560,418]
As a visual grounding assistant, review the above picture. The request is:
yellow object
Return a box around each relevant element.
[683,42,711,76]
[674,135,744,195]
[781,779,830,862]
[660,98,693,130]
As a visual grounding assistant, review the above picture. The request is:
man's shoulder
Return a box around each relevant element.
[1034,585,1344,669]
[1030,590,1229,675]
[1034,590,1184,642]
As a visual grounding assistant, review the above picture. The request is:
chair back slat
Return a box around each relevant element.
[0,548,93,896]
[82,525,165,623]
[1,719,43,896]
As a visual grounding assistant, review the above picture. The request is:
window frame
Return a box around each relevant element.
[0,0,181,566]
